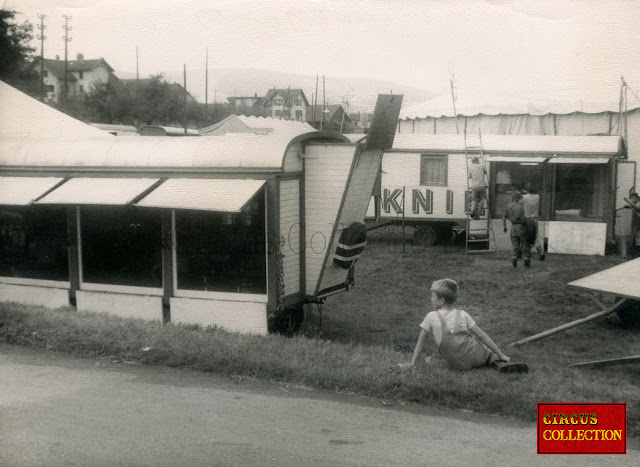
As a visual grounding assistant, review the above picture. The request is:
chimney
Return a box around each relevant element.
[77,53,84,60]
[55,55,60,60]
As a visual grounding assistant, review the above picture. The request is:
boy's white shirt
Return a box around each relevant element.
[419,308,476,347]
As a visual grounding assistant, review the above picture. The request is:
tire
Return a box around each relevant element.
[412,225,437,247]
[615,298,640,329]
[269,306,304,335]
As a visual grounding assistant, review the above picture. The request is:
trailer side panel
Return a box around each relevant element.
[304,144,357,296]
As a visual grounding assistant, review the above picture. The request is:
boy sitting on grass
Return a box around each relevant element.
[400,279,528,373]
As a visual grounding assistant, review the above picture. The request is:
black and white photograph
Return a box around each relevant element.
[1,0,639,464]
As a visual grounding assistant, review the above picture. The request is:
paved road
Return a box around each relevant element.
[0,345,636,466]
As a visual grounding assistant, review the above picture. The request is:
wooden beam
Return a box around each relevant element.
[569,355,640,369]
[509,298,627,347]
[161,209,173,324]
[66,206,80,306]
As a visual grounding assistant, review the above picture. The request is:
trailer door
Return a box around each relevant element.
[616,160,637,209]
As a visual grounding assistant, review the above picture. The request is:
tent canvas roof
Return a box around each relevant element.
[391,134,621,155]
[400,89,640,119]
[0,81,113,140]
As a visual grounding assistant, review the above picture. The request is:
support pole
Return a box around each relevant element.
[402,186,406,253]
[509,298,627,347]
[37,14,46,102]
[62,15,72,106]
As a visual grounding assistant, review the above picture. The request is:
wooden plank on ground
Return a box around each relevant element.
[568,355,640,368]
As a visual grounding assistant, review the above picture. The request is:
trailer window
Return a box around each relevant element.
[553,164,606,220]
[0,206,68,281]
[80,207,162,287]
[175,189,266,294]
[420,155,447,186]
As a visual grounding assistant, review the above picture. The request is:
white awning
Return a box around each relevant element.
[485,156,547,163]
[548,157,610,164]
[36,178,160,205]
[0,177,64,205]
[136,179,266,212]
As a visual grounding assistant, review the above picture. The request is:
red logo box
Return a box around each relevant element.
[537,403,626,454]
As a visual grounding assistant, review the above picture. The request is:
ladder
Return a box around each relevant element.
[464,129,497,255]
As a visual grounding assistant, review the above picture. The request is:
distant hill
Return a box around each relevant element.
[116,67,436,112]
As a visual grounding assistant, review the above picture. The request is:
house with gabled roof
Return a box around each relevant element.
[307,104,362,133]
[33,54,119,103]
[260,88,309,121]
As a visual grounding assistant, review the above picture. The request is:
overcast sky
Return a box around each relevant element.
[5,0,640,110]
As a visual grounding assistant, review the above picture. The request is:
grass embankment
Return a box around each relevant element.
[1,225,638,437]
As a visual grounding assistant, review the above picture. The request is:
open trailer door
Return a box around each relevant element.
[305,94,403,299]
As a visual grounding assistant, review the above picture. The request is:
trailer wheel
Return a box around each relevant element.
[269,306,304,336]
[412,226,437,247]
[615,298,640,329]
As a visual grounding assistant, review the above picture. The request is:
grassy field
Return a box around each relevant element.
[1,224,638,436]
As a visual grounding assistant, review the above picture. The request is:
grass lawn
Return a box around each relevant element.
[1,223,638,437]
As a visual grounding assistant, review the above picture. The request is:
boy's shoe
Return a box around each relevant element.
[493,361,529,374]
[524,259,531,268]
[512,259,517,268]
[540,254,546,261]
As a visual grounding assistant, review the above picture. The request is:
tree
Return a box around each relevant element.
[0,9,39,96]
[83,81,133,124]
[128,74,183,126]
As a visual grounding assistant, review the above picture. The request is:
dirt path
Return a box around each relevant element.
[0,345,636,466]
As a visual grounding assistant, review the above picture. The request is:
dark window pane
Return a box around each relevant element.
[81,207,162,287]
[175,190,266,294]
[492,162,543,216]
[0,206,68,281]
[554,164,606,219]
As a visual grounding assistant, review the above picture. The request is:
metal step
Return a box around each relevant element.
[466,248,497,254]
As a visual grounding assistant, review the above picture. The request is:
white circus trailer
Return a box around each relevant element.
[0,82,402,334]
[367,133,627,255]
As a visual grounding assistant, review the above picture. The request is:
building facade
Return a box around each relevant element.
[34,54,118,103]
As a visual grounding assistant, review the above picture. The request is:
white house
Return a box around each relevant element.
[260,88,309,121]
[33,54,119,103]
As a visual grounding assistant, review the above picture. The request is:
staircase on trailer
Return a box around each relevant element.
[464,129,497,255]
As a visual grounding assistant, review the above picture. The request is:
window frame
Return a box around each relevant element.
[77,205,164,295]
[419,154,448,186]
[551,161,609,222]
[0,205,70,286]
[171,189,268,303]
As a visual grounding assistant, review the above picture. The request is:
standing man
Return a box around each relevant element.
[627,192,640,258]
[522,184,545,261]
[468,157,487,219]
[503,191,530,268]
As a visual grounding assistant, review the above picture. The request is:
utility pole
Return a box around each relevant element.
[184,64,188,135]
[36,14,46,102]
[62,15,72,106]
[136,46,139,82]
[322,75,326,130]
[313,74,318,125]
[205,49,209,117]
